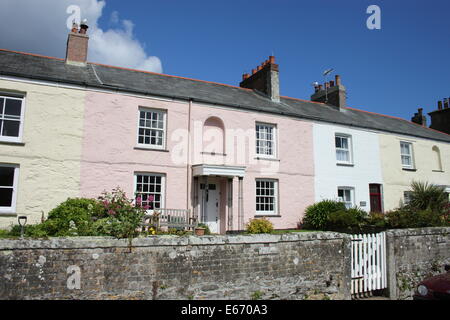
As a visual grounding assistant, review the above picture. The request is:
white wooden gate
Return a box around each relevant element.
[351,232,387,297]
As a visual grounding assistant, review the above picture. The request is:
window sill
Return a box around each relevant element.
[432,170,444,173]
[0,140,25,146]
[0,211,17,217]
[402,168,417,172]
[336,162,354,167]
[255,214,281,218]
[134,146,169,152]
[254,157,280,162]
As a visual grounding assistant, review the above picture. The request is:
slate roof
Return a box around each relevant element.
[1,49,449,143]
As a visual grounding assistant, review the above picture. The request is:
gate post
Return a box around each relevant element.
[385,230,397,300]
[342,234,353,300]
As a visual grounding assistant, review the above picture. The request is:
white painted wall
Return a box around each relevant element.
[313,123,383,212]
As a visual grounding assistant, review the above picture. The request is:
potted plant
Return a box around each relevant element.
[194,225,206,236]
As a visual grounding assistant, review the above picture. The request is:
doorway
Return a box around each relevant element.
[369,184,383,212]
[199,178,220,233]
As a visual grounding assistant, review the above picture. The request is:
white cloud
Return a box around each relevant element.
[0,0,162,73]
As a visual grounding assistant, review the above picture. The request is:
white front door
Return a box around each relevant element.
[200,180,220,233]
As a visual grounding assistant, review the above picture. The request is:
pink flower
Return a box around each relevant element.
[108,209,116,216]
[148,195,154,202]
[136,196,142,205]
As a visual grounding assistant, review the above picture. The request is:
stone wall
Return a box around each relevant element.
[0,232,352,300]
[1,228,448,300]
[386,227,450,300]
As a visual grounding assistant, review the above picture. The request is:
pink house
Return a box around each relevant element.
[80,60,315,233]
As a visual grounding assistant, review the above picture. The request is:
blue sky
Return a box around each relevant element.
[3,0,450,121]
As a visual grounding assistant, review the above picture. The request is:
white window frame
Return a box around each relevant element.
[337,187,354,209]
[133,172,166,212]
[136,107,167,150]
[335,134,353,164]
[255,179,278,215]
[0,164,19,214]
[400,141,414,169]
[255,122,277,158]
[0,95,25,143]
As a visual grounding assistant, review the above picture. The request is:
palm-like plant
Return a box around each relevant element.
[409,181,448,213]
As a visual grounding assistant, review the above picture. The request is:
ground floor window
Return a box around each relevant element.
[403,191,413,205]
[134,173,165,210]
[256,179,278,215]
[0,164,19,213]
[338,187,354,209]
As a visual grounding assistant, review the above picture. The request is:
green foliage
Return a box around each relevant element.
[251,290,263,300]
[365,211,388,228]
[96,188,147,240]
[409,181,448,213]
[245,218,274,234]
[302,200,347,230]
[385,208,447,229]
[326,207,366,231]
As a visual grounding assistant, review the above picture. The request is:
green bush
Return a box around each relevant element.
[408,181,448,213]
[365,211,387,228]
[246,218,274,234]
[326,207,366,231]
[302,200,347,230]
[385,208,447,229]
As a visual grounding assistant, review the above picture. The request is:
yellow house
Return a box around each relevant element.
[379,132,450,211]
[0,77,86,228]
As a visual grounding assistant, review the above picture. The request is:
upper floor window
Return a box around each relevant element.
[256,123,276,158]
[400,141,414,169]
[0,164,19,214]
[256,179,278,215]
[137,108,166,149]
[335,134,352,164]
[0,96,24,143]
[337,187,354,209]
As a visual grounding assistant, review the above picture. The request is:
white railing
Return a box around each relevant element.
[142,208,197,230]
[351,232,387,297]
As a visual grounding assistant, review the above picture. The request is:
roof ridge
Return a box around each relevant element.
[344,106,450,137]
[0,48,65,61]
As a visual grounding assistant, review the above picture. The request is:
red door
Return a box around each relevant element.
[369,184,382,212]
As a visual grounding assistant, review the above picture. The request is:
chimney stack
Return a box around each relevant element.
[310,74,347,110]
[411,108,427,127]
[65,20,89,66]
[428,98,450,135]
[240,56,280,102]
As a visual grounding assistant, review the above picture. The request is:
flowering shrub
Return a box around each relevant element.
[95,187,148,240]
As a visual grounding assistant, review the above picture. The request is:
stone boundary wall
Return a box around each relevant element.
[386,227,449,300]
[1,228,448,300]
[0,232,352,300]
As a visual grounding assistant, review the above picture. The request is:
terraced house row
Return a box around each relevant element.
[0,24,449,233]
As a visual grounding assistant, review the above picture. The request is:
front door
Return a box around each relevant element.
[200,180,220,233]
[369,184,382,213]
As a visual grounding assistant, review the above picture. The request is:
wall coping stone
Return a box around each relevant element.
[0,231,350,250]
[385,227,449,238]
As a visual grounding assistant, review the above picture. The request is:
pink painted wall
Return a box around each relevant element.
[189,103,315,230]
[80,92,189,210]
[81,91,314,231]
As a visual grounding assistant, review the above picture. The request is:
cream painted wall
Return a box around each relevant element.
[379,133,450,211]
[0,79,85,228]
